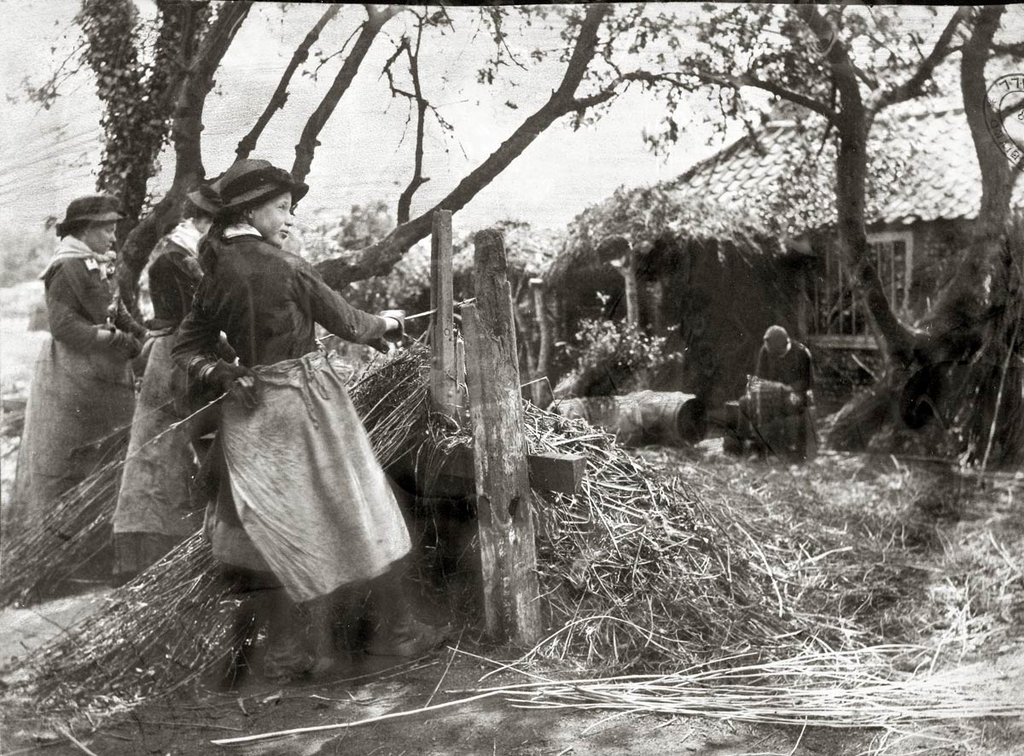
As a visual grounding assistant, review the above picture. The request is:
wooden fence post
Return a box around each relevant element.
[462,229,542,644]
[622,245,640,325]
[529,277,552,408]
[429,210,460,416]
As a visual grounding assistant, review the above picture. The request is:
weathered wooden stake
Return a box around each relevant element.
[622,246,640,325]
[649,279,664,334]
[529,277,552,408]
[463,229,542,644]
[429,210,459,416]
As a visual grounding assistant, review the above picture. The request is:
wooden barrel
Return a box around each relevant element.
[552,391,706,447]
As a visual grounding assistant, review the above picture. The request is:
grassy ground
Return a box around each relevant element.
[644,445,1024,662]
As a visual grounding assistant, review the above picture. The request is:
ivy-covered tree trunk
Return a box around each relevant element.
[78,0,211,239]
[114,1,251,311]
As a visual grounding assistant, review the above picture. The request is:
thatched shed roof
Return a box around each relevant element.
[546,183,786,286]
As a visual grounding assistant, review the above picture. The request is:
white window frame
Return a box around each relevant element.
[808,229,914,346]
[866,230,914,314]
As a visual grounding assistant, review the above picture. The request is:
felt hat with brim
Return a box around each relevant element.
[216,159,309,212]
[58,195,123,227]
[186,177,223,216]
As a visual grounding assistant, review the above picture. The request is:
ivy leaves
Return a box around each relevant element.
[76,0,211,223]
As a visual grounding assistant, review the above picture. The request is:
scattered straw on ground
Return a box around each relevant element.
[3,346,1021,739]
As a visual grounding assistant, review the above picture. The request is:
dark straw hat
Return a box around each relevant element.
[57,195,123,231]
[215,159,309,212]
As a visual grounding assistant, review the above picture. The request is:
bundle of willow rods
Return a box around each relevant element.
[0,425,130,607]
[471,646,1024,729]
[4,348,431,721]
[19,530,231,715]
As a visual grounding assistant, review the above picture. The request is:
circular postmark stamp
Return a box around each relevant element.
[986,74,1024,170]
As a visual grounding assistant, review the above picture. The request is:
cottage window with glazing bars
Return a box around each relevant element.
[810,231,913,338]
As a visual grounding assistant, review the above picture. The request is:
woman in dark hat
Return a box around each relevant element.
[111,182,223,582]
[9,195,148,542]
[173,159,446,683]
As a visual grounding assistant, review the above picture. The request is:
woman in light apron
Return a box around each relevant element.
[173,159,446,682]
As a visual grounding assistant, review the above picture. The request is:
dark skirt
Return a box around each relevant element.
[112,335,200,577]
[6,336,135,538]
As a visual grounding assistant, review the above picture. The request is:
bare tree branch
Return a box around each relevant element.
[316,3,613,288]
[991,40,1024,58]
[394,20,430,225]
[868,6,966,114]
[721,71,840,123]
[236,4,341,160]
[292,4,404,183]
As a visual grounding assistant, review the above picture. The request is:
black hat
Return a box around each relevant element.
[216,159,309,212]
[186,177,223,216]
[57,195,123,231]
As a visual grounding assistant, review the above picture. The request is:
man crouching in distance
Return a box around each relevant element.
[752,325,817,462]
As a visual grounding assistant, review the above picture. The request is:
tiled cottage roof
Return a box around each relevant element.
[674,104,1024,231]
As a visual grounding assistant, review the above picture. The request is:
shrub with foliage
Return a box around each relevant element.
[556,316,679,397]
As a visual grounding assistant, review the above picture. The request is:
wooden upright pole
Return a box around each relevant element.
[429,210,459,416]
[621,246,640,325]
[462,229,542,644]
[529,277,552,408]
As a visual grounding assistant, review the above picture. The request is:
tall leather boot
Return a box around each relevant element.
[365,562,450,657]
[263,589,315,683]
[303,593,341,677]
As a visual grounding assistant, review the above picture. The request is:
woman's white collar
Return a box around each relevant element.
[223,223,262,239]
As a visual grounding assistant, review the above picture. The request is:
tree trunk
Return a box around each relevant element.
[621,246,640,326]
[116,1,252,311]
[832,126,918,363]
[920,6,1015,358]
[530,278,553,408]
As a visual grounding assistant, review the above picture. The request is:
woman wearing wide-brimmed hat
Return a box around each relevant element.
[111,182,223,582]
[173,158,446,683]
[8,195,148,542]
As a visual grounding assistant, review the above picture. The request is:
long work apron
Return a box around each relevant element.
[218,351,411,603]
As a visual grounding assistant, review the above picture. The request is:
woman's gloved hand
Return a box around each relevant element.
[105,329,143,359]
[112,298,148,340]
[205,360,258,409]
[369,310,405,354]
[378,309,406,343]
